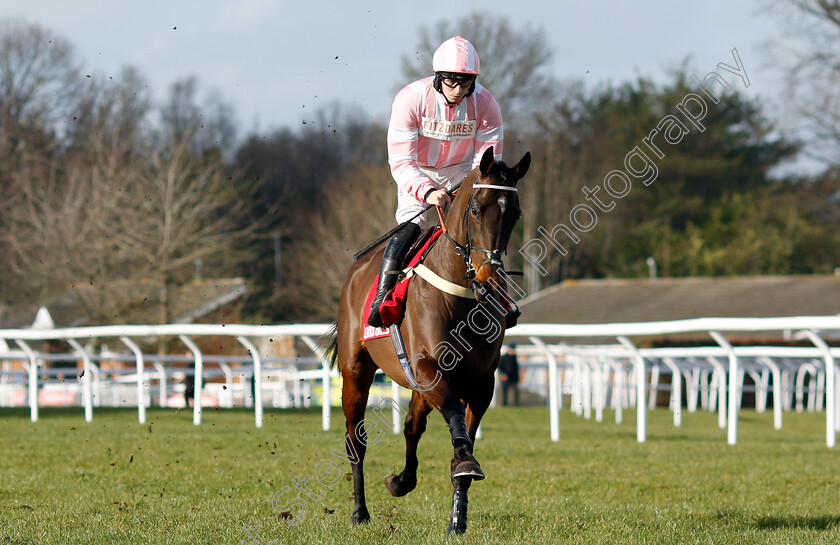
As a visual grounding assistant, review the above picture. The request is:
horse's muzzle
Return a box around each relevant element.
[474,262,501,286]
[471,261,503,302]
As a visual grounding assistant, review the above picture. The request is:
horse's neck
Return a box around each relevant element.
[427,218,469,285]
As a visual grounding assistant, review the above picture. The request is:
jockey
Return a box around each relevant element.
[367,36,504,328]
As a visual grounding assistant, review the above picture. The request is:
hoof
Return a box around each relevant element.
[350,506,370,524]
[452,460,485,481]
[384,472,416,497]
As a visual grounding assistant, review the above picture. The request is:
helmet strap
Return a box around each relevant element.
[434,73,444,94]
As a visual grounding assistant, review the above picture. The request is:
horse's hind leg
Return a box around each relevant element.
[385,391,432,497]
[340,349,377,524]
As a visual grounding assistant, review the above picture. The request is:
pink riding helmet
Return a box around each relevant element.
[432,36,480,75]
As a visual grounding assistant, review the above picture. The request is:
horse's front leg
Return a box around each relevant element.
[440,395,481,535]
[415,364,483,534]
[442,393,484,481]
[445,367,498,478]
[465,368,497,442]
[449,475,472,534]
[446,370,496,534]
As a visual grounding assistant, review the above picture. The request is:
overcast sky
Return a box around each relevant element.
[1,1,790,137]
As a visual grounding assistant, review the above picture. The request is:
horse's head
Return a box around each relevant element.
[447,146,530,300]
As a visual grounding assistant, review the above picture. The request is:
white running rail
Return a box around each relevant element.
[0,317,837,446]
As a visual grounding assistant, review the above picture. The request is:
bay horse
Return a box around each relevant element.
[329,146,530,534]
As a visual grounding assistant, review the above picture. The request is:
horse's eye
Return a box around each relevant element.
[470,205,479,218]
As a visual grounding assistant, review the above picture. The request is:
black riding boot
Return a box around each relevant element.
[367,223,421,328]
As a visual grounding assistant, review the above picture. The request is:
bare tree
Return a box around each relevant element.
[0,19,81,166]
[276,163,395,321]
[2,160,113,303]
[106,130,260,326]
[0,20,264,330]
[399,12,558,127]
[160,76,237,157]
[66,66,153,173]
[2,128,264,330]
[0,19,83,300]
[766,0,840,167]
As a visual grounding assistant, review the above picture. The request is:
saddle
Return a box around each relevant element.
[362,228,444,341]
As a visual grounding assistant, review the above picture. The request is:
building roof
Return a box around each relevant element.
[0,278,248,329]
[519,274,840,325]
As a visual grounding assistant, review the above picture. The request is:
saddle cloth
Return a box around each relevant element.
[361,228,444,341]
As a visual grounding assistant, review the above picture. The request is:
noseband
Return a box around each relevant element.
[442,183,518,280]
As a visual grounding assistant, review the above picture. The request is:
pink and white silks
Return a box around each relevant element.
[387,76,503,227]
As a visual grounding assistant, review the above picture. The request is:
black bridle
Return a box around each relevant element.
[441,183,518,280]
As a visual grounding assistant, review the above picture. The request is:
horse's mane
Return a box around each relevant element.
[450,170,477,211]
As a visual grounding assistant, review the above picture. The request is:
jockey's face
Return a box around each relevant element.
[440,75,474,104]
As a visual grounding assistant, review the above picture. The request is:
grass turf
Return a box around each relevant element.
[1,405,839,544]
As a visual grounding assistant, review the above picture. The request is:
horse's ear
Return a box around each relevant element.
[479,146,494,177]
[514,151,531,180]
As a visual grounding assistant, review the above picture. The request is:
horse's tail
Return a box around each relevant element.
[323,322,339,370]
